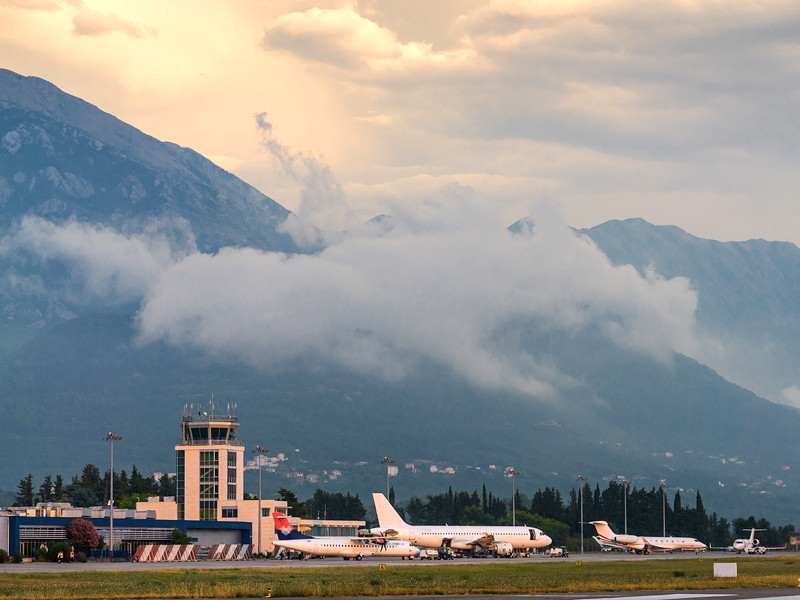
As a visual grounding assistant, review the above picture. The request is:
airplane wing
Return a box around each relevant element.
[354,537,391,547]
[641,540,676,552]
[371,528,400,538]
[592,535,633,552]
[445,534,496,550]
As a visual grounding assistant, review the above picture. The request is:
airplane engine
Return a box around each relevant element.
[614,534,640,544]
[493,541,513,557]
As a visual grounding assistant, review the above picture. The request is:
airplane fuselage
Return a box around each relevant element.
[276,537,418,559]
[641,536,707,552]
[369,525,551,550]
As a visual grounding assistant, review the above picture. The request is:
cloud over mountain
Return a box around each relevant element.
[2,200,698,398]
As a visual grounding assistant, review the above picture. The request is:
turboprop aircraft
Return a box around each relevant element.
[732,528,786,554]
[369,492,552,555]
[590,520,706,553]
[272,512,418,560]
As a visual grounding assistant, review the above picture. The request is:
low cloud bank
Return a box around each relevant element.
[1,203,698,398]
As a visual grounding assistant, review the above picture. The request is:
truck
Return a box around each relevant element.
[547,546,569,557]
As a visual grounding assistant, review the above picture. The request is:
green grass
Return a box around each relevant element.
[1,556,800,599]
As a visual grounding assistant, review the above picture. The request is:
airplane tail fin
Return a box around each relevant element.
[589,520,615,539]
[272,512,313,540]
[373,493,408,528]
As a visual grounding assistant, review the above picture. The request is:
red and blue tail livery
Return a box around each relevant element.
[273,512,312,540]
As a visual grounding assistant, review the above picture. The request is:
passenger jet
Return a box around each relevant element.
[272,512,418,560]
[590,520,706,553]
[732,528,786,554]
[369,492,552,555]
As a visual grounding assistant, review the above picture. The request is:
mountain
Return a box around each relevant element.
[581,219,800,403]
[0,68,297,256]
[1,69,799,525]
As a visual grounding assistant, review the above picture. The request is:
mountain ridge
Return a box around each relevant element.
[0,68,296,255]
[581,218,800,402]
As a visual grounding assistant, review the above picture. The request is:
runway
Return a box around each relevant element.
[0,550,789,573]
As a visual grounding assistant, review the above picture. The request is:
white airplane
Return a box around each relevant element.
[732,528,786,554]
[369,492,552,555]
[590,520,706,554]
[272,512,419,560]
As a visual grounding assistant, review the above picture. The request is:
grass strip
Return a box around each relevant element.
[1,556,800,599]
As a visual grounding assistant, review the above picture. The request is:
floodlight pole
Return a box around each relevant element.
[382,457,395,499]
[622,478,629,534]
[661,480,669,537]
[507,469,519,526]
[104,432,122,560]
[253,446,269,555]
[577,475,587,554]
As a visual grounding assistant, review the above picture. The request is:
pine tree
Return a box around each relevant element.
[53,474,64,501]
[14,474,34,506]
[37,475,54,503]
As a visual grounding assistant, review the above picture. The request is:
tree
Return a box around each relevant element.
[170,528,191,545]
[158,473,176,497]
[63,484,99,508]
[65,519,100,554]
[304,489,366,521]
[14,474,33,506]
[37,475,54,503]
[77,464,103,505]
[53,474,64,501]
[278,488,307,518]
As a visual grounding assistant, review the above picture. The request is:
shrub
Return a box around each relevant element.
[169,528,191,545]
[65,518,100,553]
[46,541,71,562]
[11,551,23,564]
[74,551,88,563]
[0,548,8,563]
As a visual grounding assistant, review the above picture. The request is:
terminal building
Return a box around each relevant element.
[1,401,364,558]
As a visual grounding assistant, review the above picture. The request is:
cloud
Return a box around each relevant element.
[261,5,407,68]
[255,111,350,235]
[3,0,65,10]
[0,205,698,401]
[260,4,475,72]
[72,7,154,38]
[0,216,186,304]
[133,197,697,398]
[780,386,800,409]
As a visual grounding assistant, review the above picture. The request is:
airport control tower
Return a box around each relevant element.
[176,397,244,521]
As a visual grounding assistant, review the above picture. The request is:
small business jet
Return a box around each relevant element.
[590,520,706,554]
[732,528,786,554]
[272,512,418,560]
[369,492,552,555]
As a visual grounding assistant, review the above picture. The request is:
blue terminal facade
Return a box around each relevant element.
[3,510,251,558]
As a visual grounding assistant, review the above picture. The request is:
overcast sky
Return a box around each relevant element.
[3,0,800,243]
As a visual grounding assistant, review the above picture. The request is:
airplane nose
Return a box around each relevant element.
[541,535,553,547]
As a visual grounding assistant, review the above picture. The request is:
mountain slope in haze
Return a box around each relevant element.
[1,69,800,525]
[581,219,800,403]
[0,68,296,255]
[2,309,798,523]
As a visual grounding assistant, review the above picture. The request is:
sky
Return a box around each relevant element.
[2,1,800,407]
[3,0,800,243]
